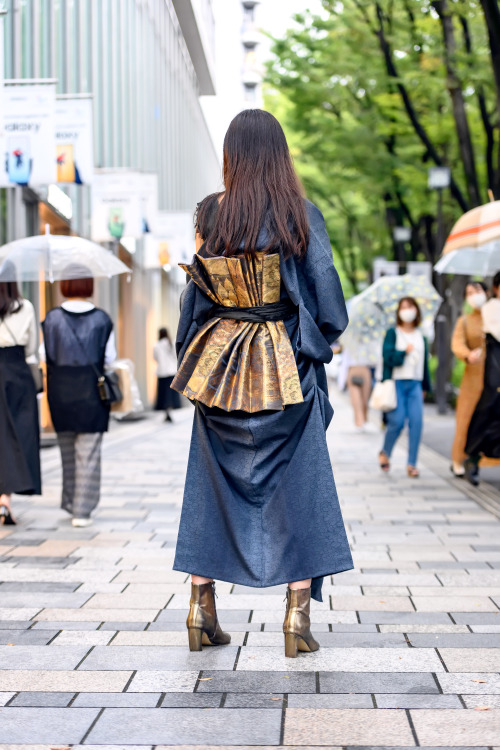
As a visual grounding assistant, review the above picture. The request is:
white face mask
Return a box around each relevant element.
[399,307,417,323]
[467,292,487,309]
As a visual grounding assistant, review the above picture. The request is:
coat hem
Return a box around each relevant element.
[172,559,354,602]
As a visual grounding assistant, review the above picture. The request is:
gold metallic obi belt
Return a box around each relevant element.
[170,252,304,413]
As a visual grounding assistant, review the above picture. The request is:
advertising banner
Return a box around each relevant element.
[55,98,94,184]
[143,211,195,270]
[0,84,57,187]
[91,171,159,242]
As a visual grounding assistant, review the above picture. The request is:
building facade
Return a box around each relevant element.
[0,0,220,409]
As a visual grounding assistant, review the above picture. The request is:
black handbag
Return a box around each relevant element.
[62,314,123,405]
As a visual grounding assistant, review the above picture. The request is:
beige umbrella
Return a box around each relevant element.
[435,199,500,276]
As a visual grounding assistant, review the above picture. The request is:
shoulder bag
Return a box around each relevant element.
[61,314,122,405]
[369,379,397,412]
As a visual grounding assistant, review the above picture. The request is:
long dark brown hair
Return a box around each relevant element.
[0,262,23,321]
[201,109,309,259]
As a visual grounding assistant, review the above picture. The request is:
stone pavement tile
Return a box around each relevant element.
[412,596,499,612]
[320,671,439,693]
[0,620,32,630]
[50,630,114,645]
[99,621,150,630]
[80,645,239,671]
[159,693,222,708]
[283,708,415,745]
[224,693,284,709]
[112,569,188,584]
[195,670,316,693]
[359,611,453,624]
[0,645,88,669]
[462,694,500,708]
[0,581,78,592]
[83,593,170,609]
[236,647,443,672]
[375,693,462,708]
[72,692,162,707]
[35,608,160,622]
[411,708,500,745]
[9,540,81,556]
[471,625,500,632]
[0,692,15,706]
[437,673,500,693]
[287,693,373,708]
[0,630,58,645]
[252,609,357,624]
[246,631,407,648]
[9,691,74,706]
[439,648,500,672]
[419,561,491,569]
[0,670,132,692]
[330,595,414,611]
[126,670,200,692]
[153,609,252,624]
[31,620,101,630]
[451,612,500,624]
[0,609,43,621]
[0,706,99,743]
[86,707,282,745]
[380,624,469,633]
[111,630,245,646]
[410,633,500,648]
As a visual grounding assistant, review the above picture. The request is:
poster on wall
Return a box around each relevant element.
[91,171,158,242]
[55,98,94,184]
[0,84,57,187]
[143,211,195,270]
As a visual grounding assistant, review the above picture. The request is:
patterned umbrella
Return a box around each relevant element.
[342,274,442,365]
[434,200,500,276]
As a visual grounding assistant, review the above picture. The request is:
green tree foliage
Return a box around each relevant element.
[265,0,500,294]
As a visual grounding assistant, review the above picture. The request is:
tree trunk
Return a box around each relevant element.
[480,0,500,193]
[433,0,482,206]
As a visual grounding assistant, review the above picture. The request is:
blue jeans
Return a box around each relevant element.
[382,380,423,467]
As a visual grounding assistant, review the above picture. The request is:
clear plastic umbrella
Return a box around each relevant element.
[343,274,442,363]
[0,227,131,283]
[434,242,500,276]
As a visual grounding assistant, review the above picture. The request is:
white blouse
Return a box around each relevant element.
[392,327,425,382]
[0,299,37,358]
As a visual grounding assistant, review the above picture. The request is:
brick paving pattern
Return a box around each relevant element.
[1,389,500,747]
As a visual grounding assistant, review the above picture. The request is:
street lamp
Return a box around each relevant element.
[428,166,451,415]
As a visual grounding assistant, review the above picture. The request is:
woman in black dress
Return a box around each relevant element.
[0,266,41,524]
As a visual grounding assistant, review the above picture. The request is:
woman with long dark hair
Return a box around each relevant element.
[0,264,41,524]
[171,109,353,657]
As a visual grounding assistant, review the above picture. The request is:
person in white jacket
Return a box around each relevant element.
[153,327,181,422]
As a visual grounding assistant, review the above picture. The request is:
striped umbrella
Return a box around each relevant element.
[435,200,500,276]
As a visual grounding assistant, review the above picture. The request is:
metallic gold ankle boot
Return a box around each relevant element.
[186,581,231,651]
[283,586,320,658]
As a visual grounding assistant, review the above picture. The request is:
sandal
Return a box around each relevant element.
[407,466,419,478]
[379,451,390,472]
[0,504,16,525]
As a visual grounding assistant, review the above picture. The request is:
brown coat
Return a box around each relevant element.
[451,311,500,466]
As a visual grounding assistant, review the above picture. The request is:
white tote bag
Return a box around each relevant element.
[369,379,397,412]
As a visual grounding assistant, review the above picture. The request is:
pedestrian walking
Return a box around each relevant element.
[41,266,116,527]
[346,354,376,433]
[153,327,181,422]
[0,264,41,524]
[171,109,353,658]
[465,271,500,485]
[378,297,431,478]
[450,282,488,478]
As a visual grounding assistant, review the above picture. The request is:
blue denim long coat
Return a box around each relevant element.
[173,201,353,601]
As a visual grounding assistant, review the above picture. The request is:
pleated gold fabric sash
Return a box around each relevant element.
[171,252,303,413]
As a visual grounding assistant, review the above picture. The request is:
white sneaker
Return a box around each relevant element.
[72,517,93,527]
[362,422,379,434]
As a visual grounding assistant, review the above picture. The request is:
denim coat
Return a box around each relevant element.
[173,201,354,601]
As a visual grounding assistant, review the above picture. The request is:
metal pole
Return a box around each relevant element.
[435,188,448,414]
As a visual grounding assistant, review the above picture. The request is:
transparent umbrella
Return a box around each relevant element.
[0,227,131,283]
[434,199,500,276]
[343,274,442,363]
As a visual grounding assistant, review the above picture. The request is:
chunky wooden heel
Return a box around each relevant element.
[284,632,299,658]
[188,627,203,651]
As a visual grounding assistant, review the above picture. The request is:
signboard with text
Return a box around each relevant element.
[91,171,159,242]
[55,98,94,184]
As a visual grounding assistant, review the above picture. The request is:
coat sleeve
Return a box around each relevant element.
[451,315,470,361]
[382,328,406,369]
[303,202,348,346]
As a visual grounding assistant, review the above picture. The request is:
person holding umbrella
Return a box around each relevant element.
[450,281,488,478]
[41,264,117,527]
[0,262,41,524]
[378,297,431,478]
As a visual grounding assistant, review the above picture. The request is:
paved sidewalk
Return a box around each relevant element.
[1,388,500,747]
